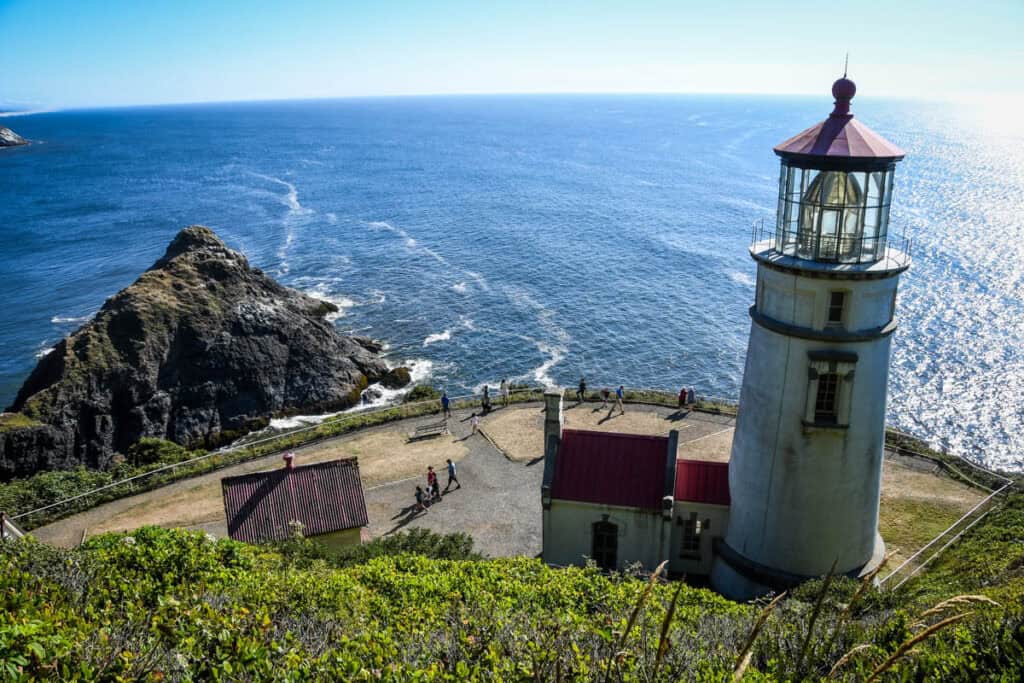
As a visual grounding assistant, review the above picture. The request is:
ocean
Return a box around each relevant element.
[1,95,1021,470]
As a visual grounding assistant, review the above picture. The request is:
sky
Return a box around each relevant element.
[1,0,1021,109]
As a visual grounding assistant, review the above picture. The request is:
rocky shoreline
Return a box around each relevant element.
[0,226,408,480]
[0,125,28,147]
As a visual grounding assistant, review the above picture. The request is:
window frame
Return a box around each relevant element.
[591,520,618,570]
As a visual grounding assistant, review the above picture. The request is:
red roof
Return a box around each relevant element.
[551,430,670,510]
[222,458,368,543]
[774,116,904,160]
[674,459,730,506]
[774,77,904,161]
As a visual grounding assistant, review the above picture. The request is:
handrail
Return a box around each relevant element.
[881,480,1014,589]
[10,385,544,522]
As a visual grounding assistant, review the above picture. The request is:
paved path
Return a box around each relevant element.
[29,403,734,558]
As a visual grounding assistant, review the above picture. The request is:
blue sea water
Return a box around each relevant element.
[1,96,1021,470]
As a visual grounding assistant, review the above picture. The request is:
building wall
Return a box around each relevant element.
[669,501,730,577]
[313,527,362,554]
[713,258,903,598]
[543,499,672,571]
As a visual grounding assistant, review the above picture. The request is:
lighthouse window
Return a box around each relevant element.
[592,520,618,570]
[827,291,846,324]
[814,373,840,423]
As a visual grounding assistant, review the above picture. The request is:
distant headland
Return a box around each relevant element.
[0,125,28,147]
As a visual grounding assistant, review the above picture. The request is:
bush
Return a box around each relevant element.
[125,438,199,467]
[404,384,441,403]
[273,528,482,569]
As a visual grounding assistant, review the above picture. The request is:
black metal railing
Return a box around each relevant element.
[750,220,911,267]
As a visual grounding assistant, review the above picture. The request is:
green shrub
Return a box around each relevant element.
[404,384,441,403]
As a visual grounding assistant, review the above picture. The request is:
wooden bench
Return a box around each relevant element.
[412,420,448,440]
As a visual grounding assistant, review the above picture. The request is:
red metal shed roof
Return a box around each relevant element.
[674,459,730,506]
[551,429,670,511]
[774,77,904,161]
[222,457,368,544]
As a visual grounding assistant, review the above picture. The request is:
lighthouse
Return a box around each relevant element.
[710,76,910,600]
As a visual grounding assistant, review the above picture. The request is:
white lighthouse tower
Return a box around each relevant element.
[710,76,910,600]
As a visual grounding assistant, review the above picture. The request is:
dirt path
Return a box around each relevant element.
[29,401,988,571]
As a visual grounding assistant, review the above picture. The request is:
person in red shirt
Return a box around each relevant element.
[427,466,440,501]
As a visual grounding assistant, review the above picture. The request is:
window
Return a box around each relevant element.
[592,520,618,570]
[827,291,846,325]
[679,513,701,556]
[814,373,840,424]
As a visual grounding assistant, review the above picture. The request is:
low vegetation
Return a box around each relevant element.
[2,501,1022,680]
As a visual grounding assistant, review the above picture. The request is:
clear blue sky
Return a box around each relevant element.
[1,0,1021,109]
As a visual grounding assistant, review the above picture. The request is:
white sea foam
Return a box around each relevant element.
[50,315,92,325]
[303,283,356,321]
[266,359,435,429]
[452,282,468,294]
[325,212,338,224]
[246,171,315,275]
[423,330,452,346]
[728,270,756,287]
[34,346,54,359]
[0,109,56,118]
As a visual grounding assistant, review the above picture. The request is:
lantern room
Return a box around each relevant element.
[772,77,905,264]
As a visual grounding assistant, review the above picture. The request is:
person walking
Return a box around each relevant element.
[444,458,461,491]
[427,466,440,501]
[482,386,491,414]
[687,386,696,406]
[500,379,510,406]
[601,387,610,407]
[576,377,587,405]
[615,385,625,414]
[415,485,427,512]
[441,391,451,419]
[679,386,688,409]
[470,412,479,434]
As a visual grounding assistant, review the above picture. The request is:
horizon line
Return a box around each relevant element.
[2,88,960,115]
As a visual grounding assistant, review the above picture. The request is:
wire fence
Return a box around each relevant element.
[3,384,1016,585]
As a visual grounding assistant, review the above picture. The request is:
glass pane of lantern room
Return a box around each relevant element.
[820,210,839,260]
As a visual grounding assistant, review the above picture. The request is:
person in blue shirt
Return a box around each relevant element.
[615,385,625,415]
[441,391,451,418]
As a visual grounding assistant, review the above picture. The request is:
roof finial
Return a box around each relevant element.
[843,53,849,79]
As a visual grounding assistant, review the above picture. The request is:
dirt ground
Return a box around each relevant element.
[40,420,472,542]
[33,402,989,576]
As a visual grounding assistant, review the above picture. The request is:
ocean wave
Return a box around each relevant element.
[423,330,452,346]
[50,314,92,325]
[266,359,435,429]
[452,282,468,293]
[303,283,356,321]
[34,346,54,359]
[728,270,756,287]
[0,109,56,118]
[246,171,315,275]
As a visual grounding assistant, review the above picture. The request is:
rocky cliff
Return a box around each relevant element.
[1,226,398,480]
[0,125,28,147]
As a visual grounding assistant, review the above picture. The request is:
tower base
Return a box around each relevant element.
[710,533,886,601]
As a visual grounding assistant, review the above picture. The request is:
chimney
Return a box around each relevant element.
[283,452,295,470]
[541,390,563,509]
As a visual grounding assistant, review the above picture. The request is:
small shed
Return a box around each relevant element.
[221,456,368,550]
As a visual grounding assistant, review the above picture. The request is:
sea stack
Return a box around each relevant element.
[1,226,398,479]
[0,125,29,147]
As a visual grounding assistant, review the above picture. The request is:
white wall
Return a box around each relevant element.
[669,501,730,577]
[713,253,905,598]
[543,499,672,571]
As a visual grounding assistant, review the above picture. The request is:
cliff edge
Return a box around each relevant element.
[1,226,394,479]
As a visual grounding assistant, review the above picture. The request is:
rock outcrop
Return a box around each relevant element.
[0,126,28,147]
[2,226,391,480]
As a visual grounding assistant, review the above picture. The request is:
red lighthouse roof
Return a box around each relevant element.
[774,76,905,162]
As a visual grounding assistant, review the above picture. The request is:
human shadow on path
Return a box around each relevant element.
[385,505,428,535]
